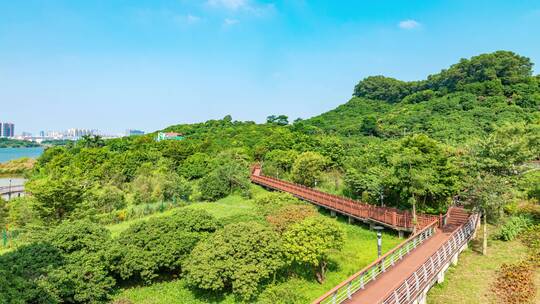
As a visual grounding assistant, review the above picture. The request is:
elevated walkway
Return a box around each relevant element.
[250,166,480,304]
[251,165,440,232]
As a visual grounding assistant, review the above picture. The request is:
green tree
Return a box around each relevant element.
[474,123,537,176]
[263,149,298,177]
[463,173,512,255]
[360,115,379,136]
[110,209,218,283]
[282,217,345,283]
[353,76,411,103]
[291,152,327,187]
[37,220,116,303]
[179,152,213,179]
[266,204,317,234]
[79,135,105,148]
[0,243,62,304]
[184,222,284,301]
[25,176,85,223]
[266,115,289,125]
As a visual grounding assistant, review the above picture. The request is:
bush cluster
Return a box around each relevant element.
[0,209,219,303]
[498,215,534,241]
[110,209,219,283]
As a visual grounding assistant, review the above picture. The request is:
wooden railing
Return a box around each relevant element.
[312,220,439,304]
[380,213,480,304]
[250,165,439,230]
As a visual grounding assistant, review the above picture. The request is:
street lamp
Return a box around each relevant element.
[374,226,384,258]
[8,179,12,200]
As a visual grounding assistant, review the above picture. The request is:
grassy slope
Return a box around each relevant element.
[111,191,402,303]
[427,224,539,304]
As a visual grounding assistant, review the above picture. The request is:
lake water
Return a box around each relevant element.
[0,147,44,163]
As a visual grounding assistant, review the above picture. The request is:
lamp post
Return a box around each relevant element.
[374,226,384,258]
[8,179,12,200]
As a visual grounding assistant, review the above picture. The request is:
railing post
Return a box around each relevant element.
[393,291,400,304]
[405,280,411,302]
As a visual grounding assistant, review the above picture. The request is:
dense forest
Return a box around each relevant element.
[0,51,539,303]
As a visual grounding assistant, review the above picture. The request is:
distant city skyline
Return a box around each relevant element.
[2,1,539,132]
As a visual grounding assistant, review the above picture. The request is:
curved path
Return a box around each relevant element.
[250,165,480,304]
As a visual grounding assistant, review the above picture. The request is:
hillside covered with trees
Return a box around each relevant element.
[0,51,539,303]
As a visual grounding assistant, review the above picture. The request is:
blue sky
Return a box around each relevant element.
[1,0,539,134]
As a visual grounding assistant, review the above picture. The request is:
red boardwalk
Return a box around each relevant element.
[250,165,480,304]
[251,165,439,231]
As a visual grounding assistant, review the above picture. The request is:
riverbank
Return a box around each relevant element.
[0,158,36,176]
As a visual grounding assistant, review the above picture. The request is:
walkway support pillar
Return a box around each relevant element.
[398,231,405,239]
[330,210,336,217]
[451,253,459,266]
[436,270,445,284]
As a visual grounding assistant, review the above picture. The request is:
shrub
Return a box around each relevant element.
[198,172,230,201]
[521,225,540,266]
[184,222,284,301]
[42,220,116,303]
[257,282,309,304]
[128,171,192,205]
[44,219,112,254]
[111,209,218,283]
[291,152,327,187]
[266,204,317,234]
[498,215,534,241]
[0,243,63,304]
[254,192,302,216]
[0,220,116,304]
[282,217,345,283]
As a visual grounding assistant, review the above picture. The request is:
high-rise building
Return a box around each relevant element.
[1,123,14,137]
[39,131,45,137]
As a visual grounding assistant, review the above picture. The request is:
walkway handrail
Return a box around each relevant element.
[251,168,440,230]
[0,185,25,194]
[381,213,481,304]
[312,219,439,304]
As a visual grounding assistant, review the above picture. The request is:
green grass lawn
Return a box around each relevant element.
[113,190,403,304]
[105,192,261,237]
[427,224,540,304]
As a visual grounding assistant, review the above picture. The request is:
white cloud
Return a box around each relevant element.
[399,19,420,30]
[207,0,247,10]
[224,18,239,26]
[186,14,202,24]
[206,0,275,17]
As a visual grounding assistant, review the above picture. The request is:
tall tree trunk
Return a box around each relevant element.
[482,213,488,256]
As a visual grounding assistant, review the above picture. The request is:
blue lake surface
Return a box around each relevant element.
[0,147,44,163]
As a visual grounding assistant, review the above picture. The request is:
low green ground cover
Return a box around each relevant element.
[113,193,402,303]
[427,224,540,304]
